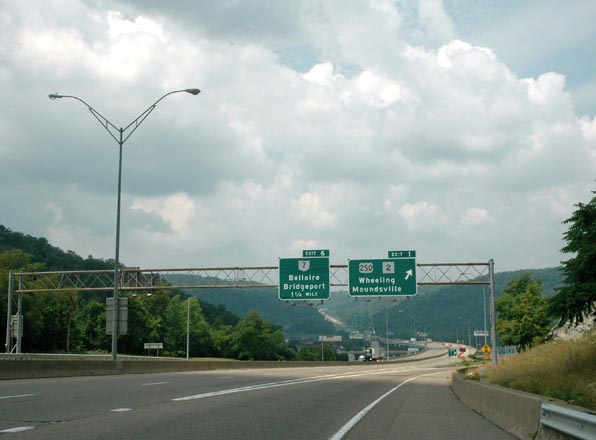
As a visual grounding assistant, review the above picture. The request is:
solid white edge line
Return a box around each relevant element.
[328,372,437,440]
[0,426,35,433]
[142,382,169,386]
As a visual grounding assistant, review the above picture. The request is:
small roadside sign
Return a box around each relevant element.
[303,249,329,257]
[448,348,457,357]
[318,335,342,344]
[388,250,416,258]
[481,344,492,354]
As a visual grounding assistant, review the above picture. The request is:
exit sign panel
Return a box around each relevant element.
[279,257,330,300]
[348,258,416,297]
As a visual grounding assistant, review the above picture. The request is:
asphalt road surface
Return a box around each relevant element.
[0,355,516,439]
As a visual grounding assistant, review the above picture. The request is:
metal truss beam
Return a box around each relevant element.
[12,262,490,293]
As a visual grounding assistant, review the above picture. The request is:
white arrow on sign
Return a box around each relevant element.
[405,269,413,280]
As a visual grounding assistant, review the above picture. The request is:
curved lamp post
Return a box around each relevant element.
[49,88,200,362]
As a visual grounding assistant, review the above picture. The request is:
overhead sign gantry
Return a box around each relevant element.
[5,258,497,365]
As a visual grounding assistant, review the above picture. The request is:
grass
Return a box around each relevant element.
[482,331,596,410]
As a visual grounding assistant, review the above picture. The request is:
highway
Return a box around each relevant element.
[0,353,515,439]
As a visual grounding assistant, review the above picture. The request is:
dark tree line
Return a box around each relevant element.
[0,247,297,360]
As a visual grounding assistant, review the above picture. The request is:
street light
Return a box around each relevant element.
[49,88,201,362]
[186,297,191,360]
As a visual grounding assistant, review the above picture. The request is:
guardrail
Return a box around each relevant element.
[540,403,596,440]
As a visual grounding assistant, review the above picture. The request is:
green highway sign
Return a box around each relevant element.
[388,250,416,258]
[279,257,330,300]
[302,249,329,257]
[448,348,457,357]
[348,257,417,297]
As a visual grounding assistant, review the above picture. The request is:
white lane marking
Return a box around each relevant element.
[0,427,35,433]
[110,408,132,412]
[142,382,169,386]
[328,372,438,440]
[173,367,437,402]
[173,377,331,401]
[0,394,37,400]
[218,376,234,379]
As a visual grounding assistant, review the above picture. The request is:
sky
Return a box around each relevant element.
[1,0,595,272]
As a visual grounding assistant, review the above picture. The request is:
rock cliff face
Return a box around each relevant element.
[550,312,596,340]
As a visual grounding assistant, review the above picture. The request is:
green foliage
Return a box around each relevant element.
[0,225,114,271]
[0,226,290,359]
[298,344,336,361]
[169,278,336,339]
[361,267,562,344]
[485,332,596,410]
[200,301,240,327]
[496,273,551,351]
[550,189,596,326]
[231,310,293,360]
[1,249,45,349]
[162,296,214,357]
[82,300,110,350]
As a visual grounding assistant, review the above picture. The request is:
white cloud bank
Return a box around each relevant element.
[0,0,594,271]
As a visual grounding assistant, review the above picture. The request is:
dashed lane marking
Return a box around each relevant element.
[0,427,35,433]
[0,394,37,400]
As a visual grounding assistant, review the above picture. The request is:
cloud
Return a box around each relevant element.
[131,193,197,235]
[0,0,594,272]
[291,192,336,229]
[399,201,448,232]
[460,208,494,226]
[418,0,454,43]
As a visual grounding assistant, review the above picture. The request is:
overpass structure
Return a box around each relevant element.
[5,260,496,363]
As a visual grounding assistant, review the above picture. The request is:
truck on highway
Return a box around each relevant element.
[363,346,385,361]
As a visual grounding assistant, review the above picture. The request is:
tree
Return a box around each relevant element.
[0,250,45,350]
[120,295,160,355]
[81,300,110,352]
[163,295,214,357]
[186,298,214,357]
[550,189,596,326]
[231,310,290,360]
[298,344,336,361]
[496,273,551,351]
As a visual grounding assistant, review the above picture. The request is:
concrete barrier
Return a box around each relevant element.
[0,347,446,380]
[0,358,353,379]
[451,372,595,440]
[451,372,541,439]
